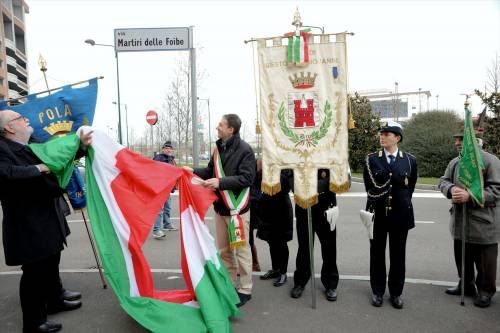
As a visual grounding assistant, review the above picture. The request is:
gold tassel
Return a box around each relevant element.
[230,240,247,250]
[261,182,282,196]
[294,193,319,209]
[330,181,351,193]
[348,111,356,129]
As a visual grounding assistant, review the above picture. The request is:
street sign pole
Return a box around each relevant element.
[189,27,199,167]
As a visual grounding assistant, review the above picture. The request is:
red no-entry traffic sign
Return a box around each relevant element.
[146,110,158,125]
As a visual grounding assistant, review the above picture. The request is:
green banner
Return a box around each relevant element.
[458,106,485,206]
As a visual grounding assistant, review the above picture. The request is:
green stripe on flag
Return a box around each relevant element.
[29,133,80,188]
[287,37,294,64]
[195,259,240,333]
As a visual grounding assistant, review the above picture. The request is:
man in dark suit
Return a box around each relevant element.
[290,170,340,302]
[0,110,92,333]
[363,121,418,309]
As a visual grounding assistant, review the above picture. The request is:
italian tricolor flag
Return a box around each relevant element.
[29,127,240,333]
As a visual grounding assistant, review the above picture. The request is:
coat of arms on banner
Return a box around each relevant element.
[257,10,350,207]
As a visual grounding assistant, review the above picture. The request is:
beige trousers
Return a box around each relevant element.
[214,212,253,295]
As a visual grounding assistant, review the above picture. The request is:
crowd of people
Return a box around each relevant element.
[1,110,499,332]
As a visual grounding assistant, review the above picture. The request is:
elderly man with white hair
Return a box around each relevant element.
[0,110,92,333]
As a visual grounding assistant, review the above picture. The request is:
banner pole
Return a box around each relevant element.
[81,209,107,289]
[3,76,104,105]
[307,206,316,309]
[460,204,466,306]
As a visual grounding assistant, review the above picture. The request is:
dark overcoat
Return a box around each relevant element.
[256,170,293,243]
[194,133,256,216]
[0,136,70,266]
[363,150,418,230]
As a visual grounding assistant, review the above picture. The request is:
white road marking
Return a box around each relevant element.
[338,192,445,198]
[0,269,497,290]
[415,221,435,224]
[67,217,213,223]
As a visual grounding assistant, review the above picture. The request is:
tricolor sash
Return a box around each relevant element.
[214,148,250,249]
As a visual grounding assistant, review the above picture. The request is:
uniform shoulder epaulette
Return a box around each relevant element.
[367,151,379,157]
[405,152,416,158]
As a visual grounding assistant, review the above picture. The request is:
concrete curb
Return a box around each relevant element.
[351,176,438,191]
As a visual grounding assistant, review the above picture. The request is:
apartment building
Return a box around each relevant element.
[0,0,28,102]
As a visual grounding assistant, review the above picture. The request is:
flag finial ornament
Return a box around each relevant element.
[293,8,302,30]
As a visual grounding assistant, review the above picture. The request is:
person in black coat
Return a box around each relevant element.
[363,120,417,309]
[0,110,92,333]
[290,170,340,302]
[255,168,293,287]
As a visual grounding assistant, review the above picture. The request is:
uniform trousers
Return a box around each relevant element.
[215,212,253,295]
[293,194,339,290]
[268,240,289,274]
[21,252,63,329]
[453,240,498,297]
[370,216,408,297]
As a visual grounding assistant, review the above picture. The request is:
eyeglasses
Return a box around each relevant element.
[8,115,29,123]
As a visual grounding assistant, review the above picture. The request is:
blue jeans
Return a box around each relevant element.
[153,196,172,232]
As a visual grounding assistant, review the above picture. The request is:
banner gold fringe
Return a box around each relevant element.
[261,182,282,196]
[294,193,319,209]
[330,181,351,193]
[230,240,246,250]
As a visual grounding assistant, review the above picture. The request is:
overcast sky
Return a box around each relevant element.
[25,0,500,141]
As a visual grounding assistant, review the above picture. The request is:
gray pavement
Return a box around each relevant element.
[1,182,500,332]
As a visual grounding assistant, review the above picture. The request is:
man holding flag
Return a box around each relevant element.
[187,114,256,307]
[439,103,500,308]
[0,110,92,332]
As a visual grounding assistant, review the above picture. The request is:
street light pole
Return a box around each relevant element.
[85,38,123,144]
[113,101,129,147]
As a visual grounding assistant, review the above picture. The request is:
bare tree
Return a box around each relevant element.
[486,54,500,94]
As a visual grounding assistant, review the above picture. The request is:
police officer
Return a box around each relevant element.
[363,120,417,309]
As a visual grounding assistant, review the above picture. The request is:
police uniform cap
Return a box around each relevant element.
[379,120,404,142]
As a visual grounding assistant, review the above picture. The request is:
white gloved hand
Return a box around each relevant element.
[324,206,339,231]
[359,210,374,239]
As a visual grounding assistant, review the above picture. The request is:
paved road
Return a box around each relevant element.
[1,182,499,332]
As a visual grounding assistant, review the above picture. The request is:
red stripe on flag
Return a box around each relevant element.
[112,148,183,297]
[179,170,217,297]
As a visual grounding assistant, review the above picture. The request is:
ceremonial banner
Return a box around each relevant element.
[0,78,98,209]
[31,128,240,333]
[258,33,350,207]
[458,106,485,206]
[0,78,98,142]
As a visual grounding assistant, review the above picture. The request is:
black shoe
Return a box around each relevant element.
[47,300,82,314]
[473,295,492,308]
[445,284,477,297]
[371,294,383,307]
[260,269,280,280]
[62,289,82,301]
[390,295,404,309]
[325,289,337,302]
[236,292,252,307]
[24,321,62,333]
[273,274,287,287]
[291,285,304,299]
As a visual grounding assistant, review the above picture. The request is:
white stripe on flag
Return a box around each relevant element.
[85,128,140,297]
